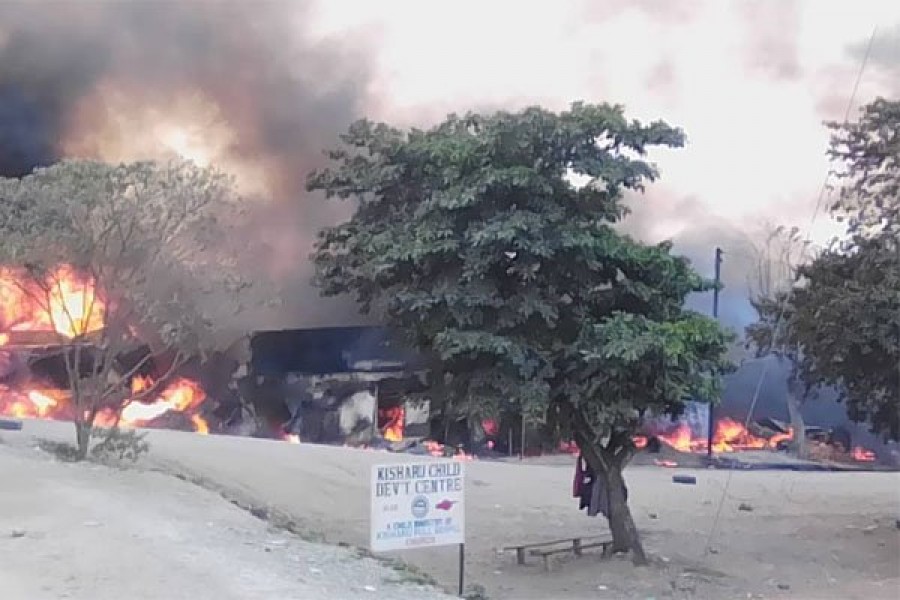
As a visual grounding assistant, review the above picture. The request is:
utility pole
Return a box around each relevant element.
[707,247,723,460]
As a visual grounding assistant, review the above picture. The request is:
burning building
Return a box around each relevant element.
[245,326,429,445]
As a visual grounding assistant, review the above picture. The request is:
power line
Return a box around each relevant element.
[701,25,879,558]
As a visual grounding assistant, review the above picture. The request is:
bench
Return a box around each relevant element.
[501,536,614,571]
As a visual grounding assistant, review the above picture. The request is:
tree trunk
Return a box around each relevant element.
[603,461,648,565]
[575,431,649,566]
[785,390,807,459]
[75,420,92,460]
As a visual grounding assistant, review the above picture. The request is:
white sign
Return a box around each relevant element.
[370,460,465,552]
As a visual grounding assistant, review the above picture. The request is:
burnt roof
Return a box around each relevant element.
[249,326,421,376]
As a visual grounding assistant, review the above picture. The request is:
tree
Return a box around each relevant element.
[826,97,900,238]
[309,103,734,563]
[747,97,900,441]
[0,160,263,459]
[745,224,814,457]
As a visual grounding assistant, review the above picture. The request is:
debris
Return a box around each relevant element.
[672,475,697,485]
[648,512,659,519]
[597,584,608,590]
[0,419,23,431]
[10,529,26,538]
[862,524,878,534]
[363,585,377,592]
[738,503,754,512]
[777,583,791,590]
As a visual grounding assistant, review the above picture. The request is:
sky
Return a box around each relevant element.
[1,0,898,330]
[304,0,900,326]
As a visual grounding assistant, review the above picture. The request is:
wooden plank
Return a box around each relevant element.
[500,535,606,553]
[529,540,615,572]
[529,540,613,559]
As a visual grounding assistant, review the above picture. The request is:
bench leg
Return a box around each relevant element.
[516,548,526,565]
[542,554,551,572]
[573,539,583,557]
[601,542,614,558]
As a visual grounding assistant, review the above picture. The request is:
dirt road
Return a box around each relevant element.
[0,438,451,600]
[7,420,900,599]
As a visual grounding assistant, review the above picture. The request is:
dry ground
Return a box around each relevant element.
[6,419,900,599]
[0,434,452,600]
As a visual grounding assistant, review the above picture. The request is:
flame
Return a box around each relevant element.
[1,377,209,435]
[851,446,876,462]
[120,377,207,428]
[652,417,791,454]
[378,405,404,442]
[422,439,475,461]
[26,390,59,416]
[0,266,105,338]
[190,414,210,436]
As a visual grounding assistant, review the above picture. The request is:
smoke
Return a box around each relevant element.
[0,0,374,328]
[736,0,803,81]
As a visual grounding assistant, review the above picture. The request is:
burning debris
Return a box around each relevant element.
[0,264,211,434]
[637,415,881,466]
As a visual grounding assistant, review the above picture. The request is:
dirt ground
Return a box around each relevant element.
[0,435,452,600]
[6,419,900,599]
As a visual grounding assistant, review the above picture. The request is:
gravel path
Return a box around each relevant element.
[0,440,453,600]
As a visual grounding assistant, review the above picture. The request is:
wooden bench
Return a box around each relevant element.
[501,536,614,571]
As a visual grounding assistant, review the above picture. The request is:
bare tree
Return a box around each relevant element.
[746,223,813,458]
[0,160,269,459]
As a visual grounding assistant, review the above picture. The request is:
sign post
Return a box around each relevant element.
[371,460,466,596]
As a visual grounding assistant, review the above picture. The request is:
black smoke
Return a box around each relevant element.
[0,1,369,189]
[0,1,374,328]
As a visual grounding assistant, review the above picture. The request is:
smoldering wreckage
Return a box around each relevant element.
[0,267,894,470]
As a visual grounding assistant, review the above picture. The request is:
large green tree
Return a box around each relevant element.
[748,98,900,442]
[309,103,734,563]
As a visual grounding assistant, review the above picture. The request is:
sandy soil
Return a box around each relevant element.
[0,435,452,600]
[7,419,900,600]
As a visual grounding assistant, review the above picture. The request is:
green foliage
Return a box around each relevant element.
[826,97,900,238]
[0,160,266,457]
[749,98,900,440]
[749,235,899,440]
[91,427,151,463]
[310,102,734,449]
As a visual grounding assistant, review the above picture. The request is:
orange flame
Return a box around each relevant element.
[378,406,404,442]
[0,266,105,338]
[653,417,791,454]
[120,377,207,429]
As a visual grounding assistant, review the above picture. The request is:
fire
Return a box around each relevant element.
[120,377,207,431]
[0,266,105,338]
[851,446,876,462]
[652,417,789,454]
[422,439,475,461]
[0,377,209,435]
[378,405,404,442]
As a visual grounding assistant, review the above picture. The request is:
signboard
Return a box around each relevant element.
[370,460,465,552]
